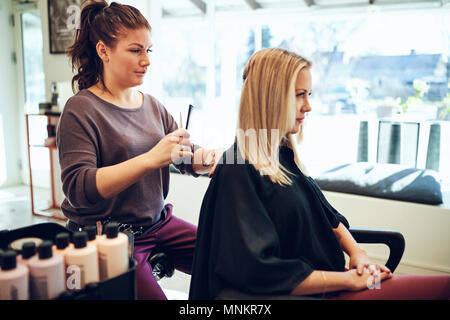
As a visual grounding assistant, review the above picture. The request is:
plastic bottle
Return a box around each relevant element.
[50,81,59,110]
[28,241,65,300]
[17,241,37,267]
[53,232,72,256]
[53,233,72,290]
[97,222,129,281]
[0,250,29,300]
[64,231,99,291]
[83,225,100,248]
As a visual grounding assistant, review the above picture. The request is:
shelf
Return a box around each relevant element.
[26,113,65,222]
[29,144,57,150]
[28,113,61,118]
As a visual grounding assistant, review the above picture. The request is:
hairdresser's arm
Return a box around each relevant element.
[96,128,192,199]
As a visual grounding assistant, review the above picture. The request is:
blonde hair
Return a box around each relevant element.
[237,48,312,186]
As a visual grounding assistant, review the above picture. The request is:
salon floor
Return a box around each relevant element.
[0,184,190,300]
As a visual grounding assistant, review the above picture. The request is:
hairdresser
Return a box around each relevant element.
[57,0,218,299]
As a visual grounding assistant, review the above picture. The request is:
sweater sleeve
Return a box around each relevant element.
[56,97,103,208]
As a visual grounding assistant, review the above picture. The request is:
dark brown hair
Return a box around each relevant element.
[67,0,151,93]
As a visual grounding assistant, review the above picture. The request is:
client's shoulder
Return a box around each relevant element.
[211,145,260,183]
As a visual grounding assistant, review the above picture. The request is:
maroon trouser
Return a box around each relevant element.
[133,203,197,300]
[331,274,450,300]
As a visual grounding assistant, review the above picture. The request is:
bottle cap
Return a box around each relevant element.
[55,233,70,249]
[105,223,119,239]
[83,225,97,241]
[21,242,36,259]
[73,231,88,249]
[38,241,54,259]
[1,250,17,270]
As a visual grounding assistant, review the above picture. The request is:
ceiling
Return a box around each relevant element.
[161,0,448,17]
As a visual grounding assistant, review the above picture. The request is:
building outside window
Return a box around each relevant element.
[158,5,450,187]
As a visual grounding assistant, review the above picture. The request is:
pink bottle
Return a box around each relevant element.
[28,241,65,299]
[0,250,29,300]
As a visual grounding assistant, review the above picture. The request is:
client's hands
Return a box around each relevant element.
[347,250,393,291]
[345,267,393,292]
[349,250,392,276]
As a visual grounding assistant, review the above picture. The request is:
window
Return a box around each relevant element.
[263,10,450,186]
[160,22,207,110]
[22,10,45,115]
[22,10,51,193]
[158,6,450,186]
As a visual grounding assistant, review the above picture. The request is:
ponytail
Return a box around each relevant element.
[67,0,151,93]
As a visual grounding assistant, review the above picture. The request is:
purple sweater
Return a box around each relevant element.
[56,89,198,226]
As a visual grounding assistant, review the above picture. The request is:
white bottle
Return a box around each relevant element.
[28,241,65,300]
[17,241,37,267]
[97,223,129,281]
[0,250,29,300]
[64,231,99,291]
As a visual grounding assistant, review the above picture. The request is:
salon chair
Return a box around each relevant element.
[215,227,405,300]
[149,252,174,280]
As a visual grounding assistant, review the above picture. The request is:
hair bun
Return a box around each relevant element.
[81,0,108,14]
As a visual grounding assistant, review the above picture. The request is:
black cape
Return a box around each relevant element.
[189,144,349,300]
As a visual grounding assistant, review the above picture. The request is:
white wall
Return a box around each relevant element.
[167,173,450,275]
[39,0,73,102]
[0,0,21,187]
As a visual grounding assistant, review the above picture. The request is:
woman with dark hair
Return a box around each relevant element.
[58,0,217,299]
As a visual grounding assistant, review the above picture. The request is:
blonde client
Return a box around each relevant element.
[189,48,450,300]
